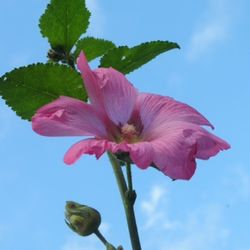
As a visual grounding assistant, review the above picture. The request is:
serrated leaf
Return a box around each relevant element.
[73,37,116,61]
[0,64,86,121]
[39,0,90,54]
[100,41,180,74]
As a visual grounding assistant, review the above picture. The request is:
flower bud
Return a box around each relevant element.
[65,201,101,236]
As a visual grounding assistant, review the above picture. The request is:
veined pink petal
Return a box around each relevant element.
[102,141,153,169]
[108,142,130,154]
[93,68,138,125]
[127,142,153,169]
[183,127,230,160]
[77,52,104,112]
[77,51,138,126]
[33,51,230,180]
[135,93,213,140]
[150,121,230,180]
[64,138,109,164]
[32,96,107,137]
[151,132,197,180]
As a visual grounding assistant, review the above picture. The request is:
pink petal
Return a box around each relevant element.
[64,138,109,164]
[77,51,138,125]
[32,96,107,137]
[77,52,104,113]
[127,142,153,169]
[65,139,153,169]
[104,141,153,169]
[183,127,230,160]
[134,93,213,140]
[151,129,197,180]
[150,121,230,180]
[94,68,138,125]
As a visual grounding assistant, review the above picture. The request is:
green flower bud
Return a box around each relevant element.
[65,201,101,236]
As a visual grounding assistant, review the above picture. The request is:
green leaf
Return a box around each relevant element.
[0,64,86,121]
[100,41,180,74]
[39,0,90,54]
[73,37,116,61]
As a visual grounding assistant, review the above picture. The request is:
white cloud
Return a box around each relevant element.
[141,185,166,229]
[187,0,230,60]
[141,185,181,231]
[140,185,230,250]
[141,185,166,215]
[159,205,230,250]
[86,0,105,36]
[99,222,111,234]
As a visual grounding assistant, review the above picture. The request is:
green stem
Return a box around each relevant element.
[95,230,119,250]
[108,152,141,250]
[95,229,108,246]
[108,152,127,195]
[126,162,133,193]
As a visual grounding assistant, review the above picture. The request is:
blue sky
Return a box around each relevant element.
[0,0,250,249]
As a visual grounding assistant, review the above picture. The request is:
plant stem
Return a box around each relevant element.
[95,230,119,250]
[108,152,141,250]
[108,152,127,195]
[126,162,133,193]
[95,229,108,246]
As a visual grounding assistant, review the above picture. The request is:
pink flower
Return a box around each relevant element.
[32,52,230,180]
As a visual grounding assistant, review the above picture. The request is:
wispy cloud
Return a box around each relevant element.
[86,0,105,37]
[187,0,230,60]
[61,169,248,250]
[140,185,230,250]
[141,185,181,231]
[159,205,229,250]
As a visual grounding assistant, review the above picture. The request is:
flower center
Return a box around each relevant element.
[120,123,139,143]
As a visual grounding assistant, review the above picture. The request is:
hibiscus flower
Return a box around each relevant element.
[32,52,230,180]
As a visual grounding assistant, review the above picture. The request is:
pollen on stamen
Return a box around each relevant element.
[121,123,139,143]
